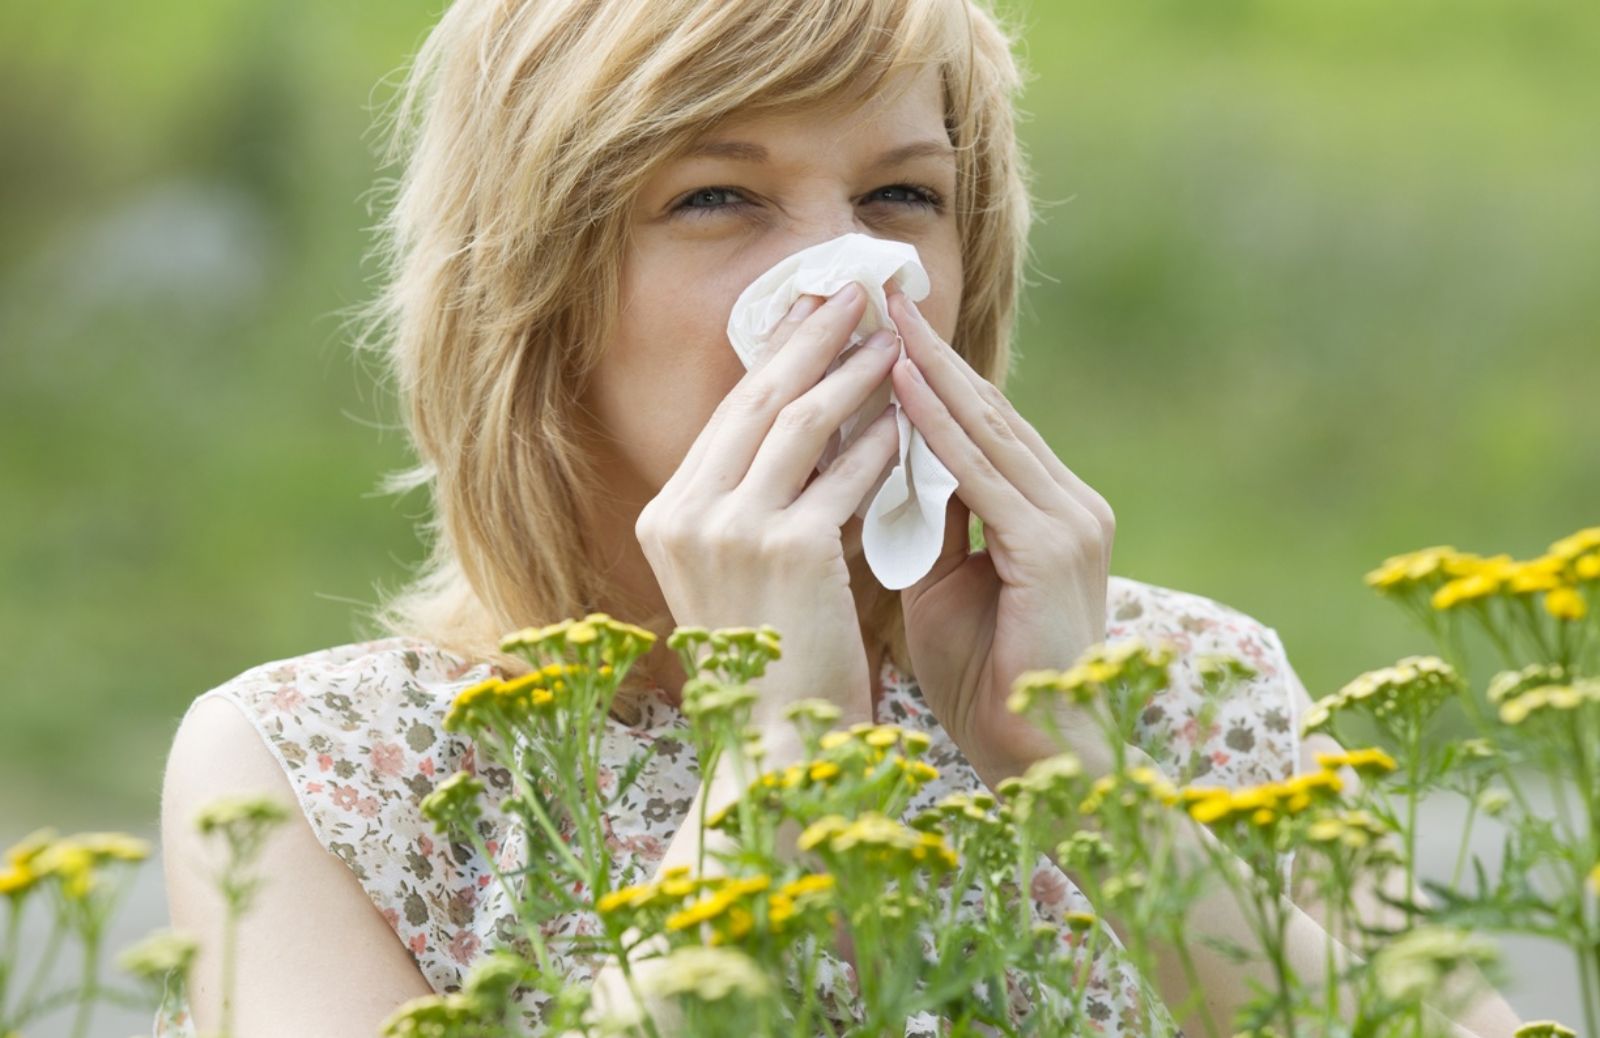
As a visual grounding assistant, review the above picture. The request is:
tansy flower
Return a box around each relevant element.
[32,833,151,902]
[1544,586,1587,622]
[1505,555,1567,594]
[502,613,656,667]
[1005,638,1177,714]
[799,812,958,872]
[419,771,486,834]
[1548,526,1600,564]
[1063,910,1097,932]
[1301,656,1460,735]
[1430,553,1517,610]
[1498,680,1600,726]
[635,945,773,1004]
[1363,545,1461,590]
[117,928,200,981]
[1487,663,1571,705]
[1314,747,1398,778]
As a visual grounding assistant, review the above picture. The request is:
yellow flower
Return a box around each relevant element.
[1314,747,1397,778]
[1364,545,1460,589]
[1587,863,1600,894]
[777,873,836,899]
[1498,681,1600,726]
[665,889,739,932]
[1186,791,1234,825]
[1548,526,1600,563]
[0,862,40,898]
[1577,554,1600,581]
[1063,910,1097,931]
[1544,586,1587,621]
[1506,556,1566,593]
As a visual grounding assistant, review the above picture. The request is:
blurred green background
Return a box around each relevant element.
[2,0,1596,831]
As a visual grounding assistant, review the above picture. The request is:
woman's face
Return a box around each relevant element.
[585,66,963,554]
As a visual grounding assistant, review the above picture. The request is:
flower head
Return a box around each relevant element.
[1005,638,1176,714]
[635,945,773,1004]
[117,928,200,981]
[419,771,487,835]
[1302,656,1460,736]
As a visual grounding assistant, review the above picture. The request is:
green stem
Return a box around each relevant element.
[463,825,555,979]
[1448,796,1478,892]
[15,912,64,1024]
[67,931,99,1038]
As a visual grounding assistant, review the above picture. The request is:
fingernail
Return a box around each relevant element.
[787,293,821,320]
[865,329,897,350]
[829,282,862,308]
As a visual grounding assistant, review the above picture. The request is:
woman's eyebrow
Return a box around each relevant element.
[681,138,956,168]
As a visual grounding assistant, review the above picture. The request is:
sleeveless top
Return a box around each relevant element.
[153,574,1302,1036]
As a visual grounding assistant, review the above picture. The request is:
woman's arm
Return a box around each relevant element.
[162,696,436,1037]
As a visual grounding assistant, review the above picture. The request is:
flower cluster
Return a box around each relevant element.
[1364,527,1599,622]
[598,866,838,949]
[443,662,606,735]
[706,723,938,834]
[1006,637,1177,714]
[798,812,959,873]
[501,612,657,668]
[1182,768,1346,831]
[0,828,150,902]
[1300,655,1461,734]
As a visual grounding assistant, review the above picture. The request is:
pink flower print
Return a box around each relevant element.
[270,686,303,712]
[418,834,434,856]
[306,781,324,794]
[462,744,477,775]
[419,757,435,777]
[1212,749,1232,767]
[317,753,333,772]
[381,907,400,931]
[1030,868,1069,910]
[355,795,381,818]
[447,930,481,965]
[409,933,427,955]
[477,874,491,889]
[371,741,406,778]
[330,784,360,811]
[597,765,616,798]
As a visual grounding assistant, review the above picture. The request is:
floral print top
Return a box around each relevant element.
[154,574,1303,1036]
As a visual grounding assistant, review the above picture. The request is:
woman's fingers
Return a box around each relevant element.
[791,403,901,529]
[886,287,1112,532]
[741,327,899,508]
[677,285,869,497]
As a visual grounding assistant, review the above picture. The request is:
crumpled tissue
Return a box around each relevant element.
[725,231,960,591]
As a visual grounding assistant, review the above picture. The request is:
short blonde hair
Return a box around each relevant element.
[350,0,1039,688]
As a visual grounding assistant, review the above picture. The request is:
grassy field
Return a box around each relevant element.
[2,0,1596,831]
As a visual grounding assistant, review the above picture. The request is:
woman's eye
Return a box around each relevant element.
[671,183,945,219]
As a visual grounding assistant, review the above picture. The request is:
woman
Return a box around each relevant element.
[158,0,1524,1035]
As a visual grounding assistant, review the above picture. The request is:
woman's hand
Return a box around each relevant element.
[636,282,902,734]
[884,282,1117,787]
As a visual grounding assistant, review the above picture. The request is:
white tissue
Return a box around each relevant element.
[725,231,960,591]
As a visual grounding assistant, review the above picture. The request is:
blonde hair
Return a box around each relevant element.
[349,0,1039,691]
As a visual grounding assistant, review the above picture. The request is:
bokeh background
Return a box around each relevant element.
[1,0,1596,1028]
